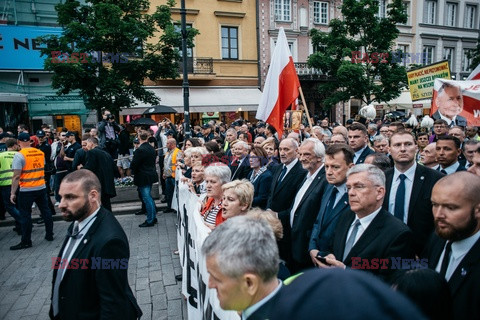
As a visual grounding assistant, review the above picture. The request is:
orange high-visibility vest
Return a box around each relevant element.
[171,148,180,178]
[19,148,45,188]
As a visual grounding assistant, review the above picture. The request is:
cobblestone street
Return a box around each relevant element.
[0,204,187,320]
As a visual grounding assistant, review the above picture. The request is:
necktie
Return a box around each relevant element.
[394,174,407,222]
[439,241,452,279]
[343,219,361,260]
[440,169,447,175]
[325,187,339,215]
[52,222,80,316]
[277,165,287,182]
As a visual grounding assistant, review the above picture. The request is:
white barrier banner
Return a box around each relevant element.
[175,174,240,320]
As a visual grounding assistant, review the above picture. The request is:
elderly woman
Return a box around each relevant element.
[189,164,207,196]
[247,147,273,209]
[261,137,280,171]
[221,179,254,220]
[189,146,209,167]
[201,163,231,229]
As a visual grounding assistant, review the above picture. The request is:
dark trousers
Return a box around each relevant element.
[101,194,112,212]
[54,171,68,202]
[165,177,175,209]
[18,188,54,244]
[159,155,166,195]
[0,185,21,229]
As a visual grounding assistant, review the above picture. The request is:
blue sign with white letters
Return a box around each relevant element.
[0,25,63,70]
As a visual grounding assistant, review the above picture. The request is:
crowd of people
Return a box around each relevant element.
[1,107,480,319]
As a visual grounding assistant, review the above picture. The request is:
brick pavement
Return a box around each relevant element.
[0,207,187,320]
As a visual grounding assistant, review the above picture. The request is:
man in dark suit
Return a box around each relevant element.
[348,123,374,164]
[131,132,159,227]
[432,82,467,128]
[202,216,282,320]
[50,170,141,320]
[83,137,117,212]
[230,140,252,180]
[425,172,480,320]
[383,131,444,254]
[278,138,328,273]
[309,144,354,265]
[319,164,415,282]
[436,135,467,174]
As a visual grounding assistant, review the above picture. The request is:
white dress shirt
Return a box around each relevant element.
[61,207,100,280]
[346,207,382,248]
[353,145,368,164]
[440,161,460,175]
[438,111,456,127]
[290,165,323,226]
[333,183,347,208]
[283,158,299,178]
[435,230,480,281]
[388,162,416,224]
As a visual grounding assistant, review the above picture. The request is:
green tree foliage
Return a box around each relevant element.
[308,0,408,107]
[39,0,198,117]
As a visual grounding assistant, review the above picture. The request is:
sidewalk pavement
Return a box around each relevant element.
[0,200,187,320]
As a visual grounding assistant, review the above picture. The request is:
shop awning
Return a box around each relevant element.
[28,95,90,116]
[373,91,431,109]
[0,93,28,103]
[120,86,262,115]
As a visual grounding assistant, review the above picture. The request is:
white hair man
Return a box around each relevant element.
[203,216,282,318]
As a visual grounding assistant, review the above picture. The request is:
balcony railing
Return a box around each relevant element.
[294,62,322,76]
[178,57,214,74]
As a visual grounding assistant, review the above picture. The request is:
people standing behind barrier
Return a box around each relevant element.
[72,133,90,170]
[163,138,182,213]
[201,163,231,229]
[10,132,54,250]
[190,146,209,167]
[221,179,253,220]
[247,147,273,209]
[202,216,282,319]
[83,137,117,212]
[97,109,120,160]
[63,132,81,172]
[0,138,22,232]
[51,131,69,205]
[117,125,132,178]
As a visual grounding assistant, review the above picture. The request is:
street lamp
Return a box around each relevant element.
[180,0,191,138]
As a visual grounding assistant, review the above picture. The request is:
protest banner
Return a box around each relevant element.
[407,61,451,101]
[174,174,240,320]
[430,78,480,126]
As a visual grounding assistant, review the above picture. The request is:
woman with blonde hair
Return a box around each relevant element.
[221,179,254,220]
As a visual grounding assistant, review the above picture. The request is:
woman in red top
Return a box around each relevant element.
[201,163,231,229]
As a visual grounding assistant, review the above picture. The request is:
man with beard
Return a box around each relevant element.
[50,170,142,319]
[425,172,480,320]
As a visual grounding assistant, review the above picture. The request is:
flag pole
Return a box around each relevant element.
[298,86,317,139]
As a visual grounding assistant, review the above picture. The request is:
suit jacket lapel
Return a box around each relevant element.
[323,193,349,227]
[316,185,332,226]
[383,170,393,209]
[448,237,480,296]
[274,161,300,194]
[408,166,425,220]
[344,210,386,262]
[295,171,323,211]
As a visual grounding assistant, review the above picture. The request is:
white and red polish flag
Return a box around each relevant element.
[467,64,480,80]
[256,27,300,137]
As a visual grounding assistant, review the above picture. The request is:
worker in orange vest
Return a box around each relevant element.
[10,132,54,250]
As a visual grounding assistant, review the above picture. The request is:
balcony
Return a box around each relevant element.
[294,62,329,80]
[178,57,214,75]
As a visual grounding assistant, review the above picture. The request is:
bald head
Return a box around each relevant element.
[434,172,480,204]
[167,138,177,150]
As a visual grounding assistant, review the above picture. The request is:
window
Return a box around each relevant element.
[465,5,476,29]
[378,0,387,18]
[445,2,457,27]
[462,49,473,72]
[398,44,409,66]
[423,46,435,65]
[274,0,291,21]
[425,1,436,24]
[221,26,238,60]
[174,24,193,58]
[443,47,455,68]
[313,1,329,24]
[400,2,410,25]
